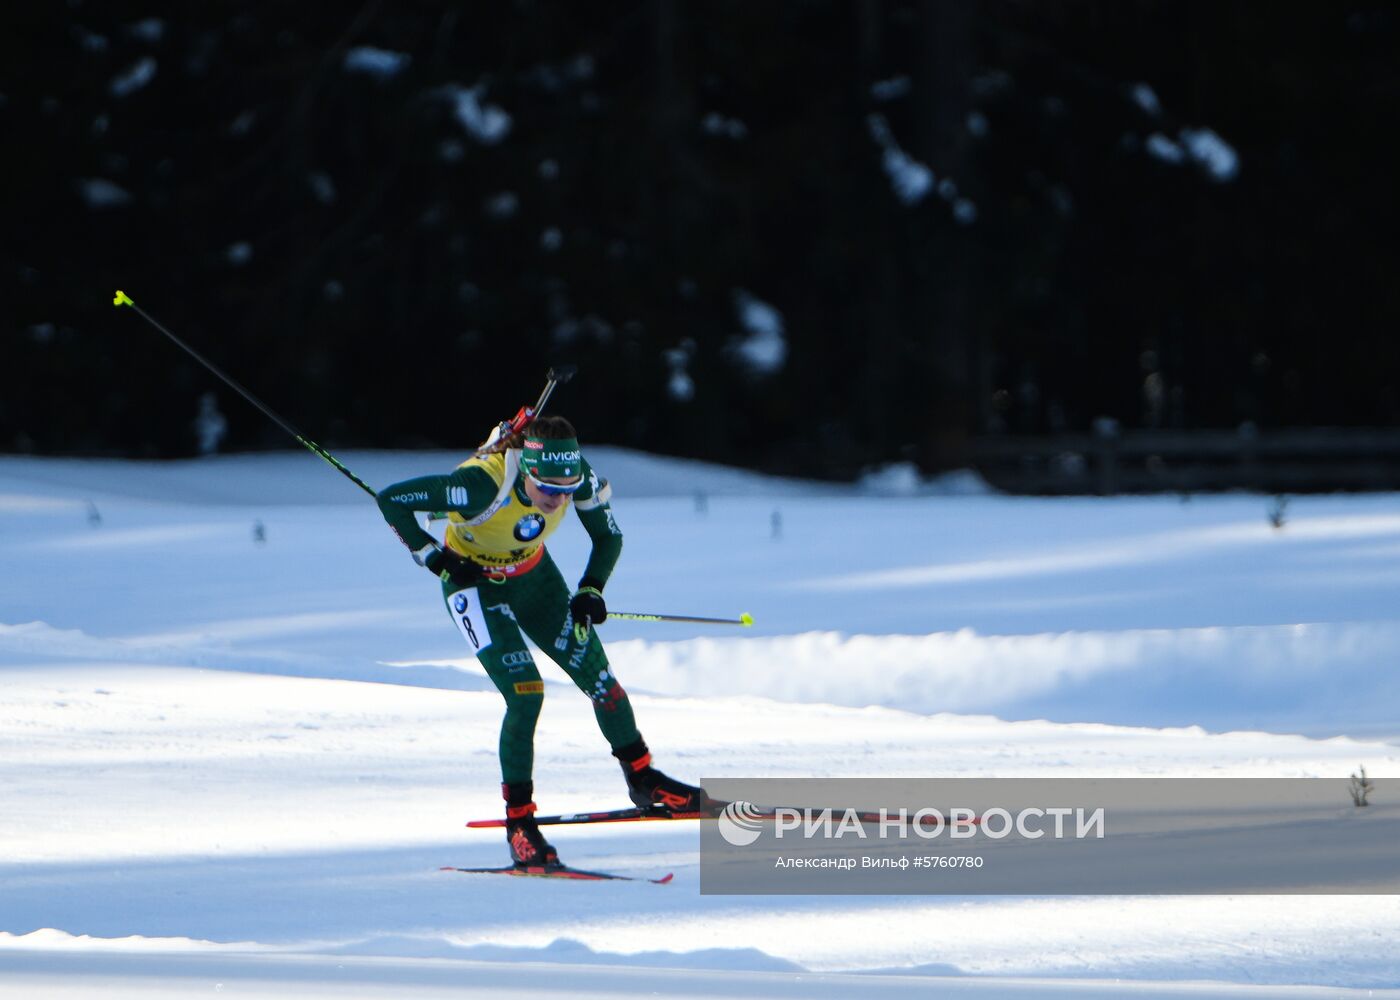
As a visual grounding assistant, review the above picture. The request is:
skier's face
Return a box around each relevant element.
[522,474,577,513]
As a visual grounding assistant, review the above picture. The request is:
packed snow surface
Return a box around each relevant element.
[2,450,1399,998]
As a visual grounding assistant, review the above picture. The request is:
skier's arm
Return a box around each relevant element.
[377,467,495,567]
[572,462,623,591]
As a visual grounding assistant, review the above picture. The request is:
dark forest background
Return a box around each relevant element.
[5,2,1399,482]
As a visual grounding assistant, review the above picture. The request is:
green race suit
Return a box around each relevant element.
[377,446,635,783]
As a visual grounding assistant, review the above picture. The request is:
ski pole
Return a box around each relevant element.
[115,289,573,498]
[113,289,380,499]
[608,611,755,627]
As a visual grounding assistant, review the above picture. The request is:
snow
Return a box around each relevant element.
[343,47,411,80]
[78,178,132,208]
[193,392,227,455]
[1180,128,1240,182]
[3,451,1400,997]
[308,171,337,205]
[871,76,912,101]
[109,57,156,97]
[1131,83,1162,117]
[75,28,108,53]
[868,113,935,205]
[701,112,748,139]
[1146,133,1186,165]
[731,290,787,374]
[1145,128,1240,182]
[880,144,933,203]
[440,84,512,145]
[668,370,695,401]
[127,18,165,43]
[665,345,697,402]
[483,190,519,218]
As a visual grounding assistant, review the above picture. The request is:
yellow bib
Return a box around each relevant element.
[443,449,570,569]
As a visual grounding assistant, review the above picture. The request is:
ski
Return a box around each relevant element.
[466,799,892,829]
[442,864,673,884]
[466,804,703,828]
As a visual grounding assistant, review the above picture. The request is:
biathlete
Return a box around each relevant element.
[376,415,708,866]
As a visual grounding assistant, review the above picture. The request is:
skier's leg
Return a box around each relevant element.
[442,580,559,864]
[513,554,709,813]
[510,553,642,751]
[441,580,544,785]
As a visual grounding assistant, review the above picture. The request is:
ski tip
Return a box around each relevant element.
[466,819,505,828]
[740,612,754,626]
[655,872,675,884]
[113,289,133,308]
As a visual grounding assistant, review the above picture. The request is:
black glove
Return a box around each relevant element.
[423,547,483,588]
[570,578,608,634]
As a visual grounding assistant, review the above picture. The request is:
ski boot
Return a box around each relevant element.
[613,738,712,815]
[503,781,559,867]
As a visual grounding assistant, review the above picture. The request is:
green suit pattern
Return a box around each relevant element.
[378,445,637,784]
[442,551,638,783]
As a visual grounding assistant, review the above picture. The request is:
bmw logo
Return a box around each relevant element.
[453,594,469,613]
[514,513,546,541]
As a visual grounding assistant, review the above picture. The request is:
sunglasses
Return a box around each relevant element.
[525,470,583,496]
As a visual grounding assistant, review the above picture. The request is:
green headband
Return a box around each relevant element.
[520,436,582,479]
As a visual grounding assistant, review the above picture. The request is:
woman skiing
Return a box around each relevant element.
[376,415,707,867]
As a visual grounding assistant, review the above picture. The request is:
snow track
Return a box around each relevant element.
[3,453,1400,995]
